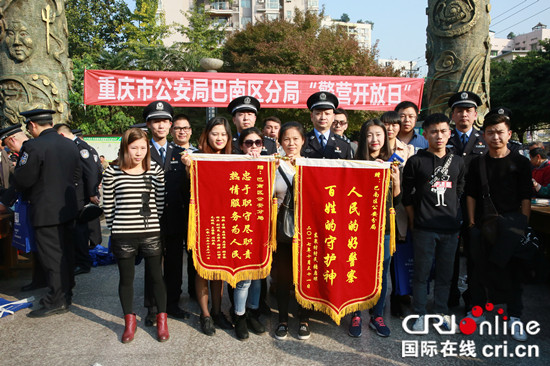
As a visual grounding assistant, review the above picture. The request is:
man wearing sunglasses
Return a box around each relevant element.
[303,92,353,159]
[330,108,357,155]
[227,96,277,155]
[143,101,191,325]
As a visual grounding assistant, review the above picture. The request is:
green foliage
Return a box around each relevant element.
[66,0,130,58]
[339,13,350,23]
[222,10,398,134]
[490,40,550,142]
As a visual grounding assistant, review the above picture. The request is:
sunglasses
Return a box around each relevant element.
[243,139,263,148]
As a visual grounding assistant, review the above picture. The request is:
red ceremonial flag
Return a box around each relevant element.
[293,158,392,324]
[187,155,277,287]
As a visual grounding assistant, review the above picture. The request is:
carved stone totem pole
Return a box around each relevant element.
[0,0,72,127]
[425,0,491,121]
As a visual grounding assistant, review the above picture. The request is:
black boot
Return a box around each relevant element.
[246,308,266,334]
[235,314,249,340]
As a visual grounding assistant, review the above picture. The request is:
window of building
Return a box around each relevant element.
[241,0,251,8]
[308,0,318,8]
[241,17,252,26]
[286,10,292,19]
[267,13,278,20]
[267,0,278,9]
[491,50,498,56]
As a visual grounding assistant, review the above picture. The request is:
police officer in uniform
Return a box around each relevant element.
[446,91,486,308]
[54,124,103,275]
[143,101,191,325]
[227,96,277,155]
[10,109,81,317]
[303,92,353,159]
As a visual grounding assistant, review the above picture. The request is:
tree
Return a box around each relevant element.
[490,40,550,142]
[66,0,130,58]
[506,32,516,40]
[222,10,398,133]
[340,13,350,23]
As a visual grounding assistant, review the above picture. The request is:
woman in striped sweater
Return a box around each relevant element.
[102,128,169,343]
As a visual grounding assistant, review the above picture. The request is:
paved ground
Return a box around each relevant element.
[1,229,550,366]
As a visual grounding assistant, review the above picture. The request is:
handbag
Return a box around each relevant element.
[11,197,36,253]
[276,166,294,245]
[392,231,414,296]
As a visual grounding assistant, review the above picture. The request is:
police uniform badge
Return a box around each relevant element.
[244,97,251,105]
[498,108,504,115]
[320,93,327,100]
[461,92,468,100]
[19,152,28,166]
[80,149,90,159]
[156,102,164,110]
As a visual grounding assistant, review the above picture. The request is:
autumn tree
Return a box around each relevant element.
[490,40,550,142]
[222,10,398,133]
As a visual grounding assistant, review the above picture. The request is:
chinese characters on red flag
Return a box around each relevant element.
[84,69,424,111]
[294,158,391,324]
[187,155,276,287]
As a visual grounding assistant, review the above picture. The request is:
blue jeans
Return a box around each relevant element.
[353,235,391,319]
[234,279,261,316]
[412,229,458,315]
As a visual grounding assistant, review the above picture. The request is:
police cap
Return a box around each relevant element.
[447,91,482,109]
[227,96,260,115]
[20,109,55,124]
[485,106,512,119]
[143,101,174,122]
[0,124,22,145]
[307,91,339,111]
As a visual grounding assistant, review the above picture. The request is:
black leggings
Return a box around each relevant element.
[118,255,166,315]
[273,243,310,323]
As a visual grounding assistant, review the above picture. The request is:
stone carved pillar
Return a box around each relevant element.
[0,0,72,127]
[425,0,491,122]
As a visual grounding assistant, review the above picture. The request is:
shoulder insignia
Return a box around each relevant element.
[19,152,28,166]
[264,136,276,142]
[80,149,90,159]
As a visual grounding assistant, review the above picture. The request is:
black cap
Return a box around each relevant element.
[143,101,174,122]
[486,106,512,119]
[130,122,148,131]
[0,124,22,144]
[227,96,260,115]
[71,128,83,136]
[20,109,55,124]
[447,91,482,109]
[307,91,339,111]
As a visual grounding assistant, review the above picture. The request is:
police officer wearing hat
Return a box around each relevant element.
[0,124,18,190]
[10,109,82,317]
[485,107,523,155]
[227,96,277,155]
[303,91,353,159]
[54,123,103,275]
[143,100,191,324]
[447,91,488,167]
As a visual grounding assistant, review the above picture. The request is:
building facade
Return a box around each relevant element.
[490,23,549,60]
[159,0,320,45]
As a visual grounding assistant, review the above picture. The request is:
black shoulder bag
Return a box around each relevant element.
[276,166,295,245]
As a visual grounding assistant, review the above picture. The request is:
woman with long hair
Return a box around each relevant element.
[348,119,401,338]
[182,116,234,335]
[102,128,169,343]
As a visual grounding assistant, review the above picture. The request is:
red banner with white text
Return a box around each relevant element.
[294,158,391,324]
[187,154,277,287]
[84,69,424,111]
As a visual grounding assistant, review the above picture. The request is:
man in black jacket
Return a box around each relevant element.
[11,109,82,317]
[403,113,465,332]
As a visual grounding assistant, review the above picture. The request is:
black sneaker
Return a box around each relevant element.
[212,312,234,329]
[274,323,288,340]
[200,315,215,336]
[298,322,311,340]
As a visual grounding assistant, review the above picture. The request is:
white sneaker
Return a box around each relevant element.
[412,315,425,332]
[464,311,486,325]
[508,317,528,342]
[440,314,460,333]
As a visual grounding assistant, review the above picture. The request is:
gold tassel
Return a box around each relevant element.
[187,162,196,252]
[270,197,278,252]
[389,207,396,256]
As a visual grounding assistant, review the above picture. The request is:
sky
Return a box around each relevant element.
[320,0,550,75]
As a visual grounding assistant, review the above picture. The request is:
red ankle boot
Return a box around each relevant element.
[157,313,170,342]
[122,313,137,343]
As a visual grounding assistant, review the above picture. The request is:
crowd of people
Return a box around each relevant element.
[0,89,545,345]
